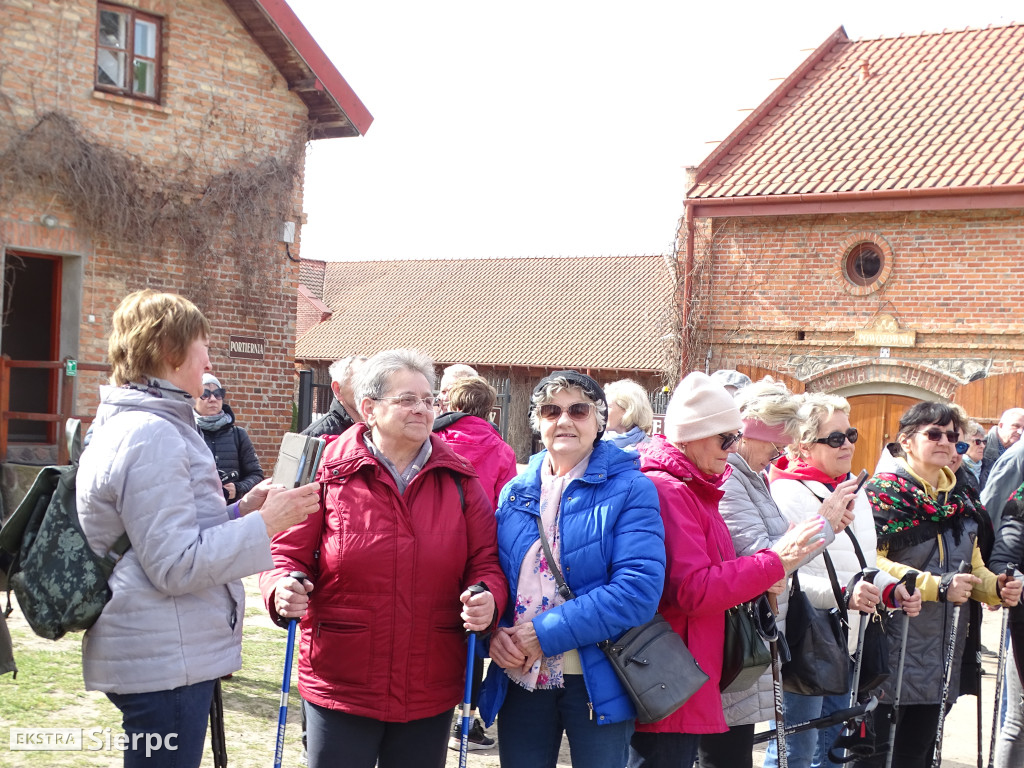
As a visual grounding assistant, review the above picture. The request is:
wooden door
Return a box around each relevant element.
[847,394,921,477]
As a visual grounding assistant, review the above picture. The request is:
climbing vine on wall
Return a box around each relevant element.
[0,111,306,315]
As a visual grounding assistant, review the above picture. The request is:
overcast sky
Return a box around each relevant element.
[287,0,1020,262]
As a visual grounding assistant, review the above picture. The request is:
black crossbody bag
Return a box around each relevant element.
[534,517,708,723]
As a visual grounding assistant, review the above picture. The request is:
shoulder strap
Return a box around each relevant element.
[821,549,849,627]
[449,468,465,514]
[535,516,575,600]
[844,527,868,569]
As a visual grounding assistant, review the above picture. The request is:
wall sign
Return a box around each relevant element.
[853,314,915,348]
[228,335,266,360]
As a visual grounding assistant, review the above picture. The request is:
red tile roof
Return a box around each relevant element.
[295,256,676,372]
[689,24,1024,205]
[224,0,373,138]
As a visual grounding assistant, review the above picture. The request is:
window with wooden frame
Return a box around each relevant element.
[95,3,161,101]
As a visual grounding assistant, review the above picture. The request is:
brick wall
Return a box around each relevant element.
[0,0,313,463]
[691,209,1024,390]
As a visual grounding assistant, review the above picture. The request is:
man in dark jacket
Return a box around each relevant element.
[301,355,366,439]
[981,407,1024,489]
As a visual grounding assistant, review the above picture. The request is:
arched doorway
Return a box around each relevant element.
[846,394,922,476]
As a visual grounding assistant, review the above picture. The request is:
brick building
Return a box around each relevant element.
[0,0,371,477]
[681,24,1024,475]
[296,255,676,461]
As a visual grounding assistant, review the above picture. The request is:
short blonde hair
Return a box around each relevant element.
[735,377,801,441]
[793,393,851,446]
[108,290,210,385]
[604,379,653,435]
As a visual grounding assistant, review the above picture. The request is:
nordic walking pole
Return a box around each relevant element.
[459,584,487,768]
[844,567,879,763]
[766,592,788,768]
[753,697,879,744]
[933,560,972,768]
[987,563,1017,768]
[274,571,306,768]
[886,570,918,768]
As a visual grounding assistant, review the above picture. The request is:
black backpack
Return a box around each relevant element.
[0,420,130,640]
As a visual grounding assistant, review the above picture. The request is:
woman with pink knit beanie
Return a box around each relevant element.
[627,372,826,768]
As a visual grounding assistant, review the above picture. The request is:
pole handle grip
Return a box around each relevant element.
[957,560,972,575]
[1006,563,1018,579]
[901,570,919,597]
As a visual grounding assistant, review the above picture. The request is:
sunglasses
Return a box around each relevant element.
[916,428,959,444]
[973,438,987,447]
[539,402,594,421]
[814,428,859,448]
[200,387,226,400]
[719,431,743,451]
[955,442,969,455]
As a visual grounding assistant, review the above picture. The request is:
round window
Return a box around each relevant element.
[844,242,884,287]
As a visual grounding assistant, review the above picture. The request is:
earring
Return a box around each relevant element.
[175,366,180,372]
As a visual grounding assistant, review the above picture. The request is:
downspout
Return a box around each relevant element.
[682,204,695,374]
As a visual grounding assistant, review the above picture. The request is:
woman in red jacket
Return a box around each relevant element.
[629,372,825,768]
[260,349,507,768]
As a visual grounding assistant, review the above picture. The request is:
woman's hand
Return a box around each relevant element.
[258,482,321,537]
[848,580,881,613]
[998,574,1023,608]
[273,574,315,620]
[489,623,544,674]
[460,588,495,632]
[946,573,981,605]
[239,478,274,514]
[223,482,237,500]
[893,583,922,617]
[818,475,859,533]
[771,518,826,572]
[767,577,787,596]
[489,627,528,670]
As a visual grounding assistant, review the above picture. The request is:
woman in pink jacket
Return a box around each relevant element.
[629,372,825,768]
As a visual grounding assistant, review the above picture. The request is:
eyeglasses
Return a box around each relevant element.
[538,402,594,421]
[200,387,226,400]
[374,394,436,410]
[955,442,969,455]
[973,438,987,447]
[719,431,743,451]
[769,445,786,463]
[916,428,959,444]
[814,428,859,448]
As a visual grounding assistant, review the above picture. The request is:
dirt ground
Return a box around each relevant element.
[445,608,1006,768]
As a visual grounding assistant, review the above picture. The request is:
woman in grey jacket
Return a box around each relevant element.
[700,379,853,768]
[77,290,319,768]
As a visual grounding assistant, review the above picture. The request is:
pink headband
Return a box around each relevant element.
[742,418,791,445]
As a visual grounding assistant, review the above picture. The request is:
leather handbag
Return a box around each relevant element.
[535,518,709,723]
[719,594,775,693]
[782,554,851,696]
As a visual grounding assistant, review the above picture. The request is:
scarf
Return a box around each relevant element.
[602,425,647,450]
[868,459,971,551]
[962,454,982,482]
[506,451,590,691]
[123,376,194,404]
[196,410,232,433]
[768,455,847,488]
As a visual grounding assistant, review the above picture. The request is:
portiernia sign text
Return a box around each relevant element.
[228,336,266,360]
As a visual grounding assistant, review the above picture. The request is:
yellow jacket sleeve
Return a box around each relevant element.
[972,542,1000,606]
[876,542,941,602]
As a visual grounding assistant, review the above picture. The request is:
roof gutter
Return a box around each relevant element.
[686,184,1024,219]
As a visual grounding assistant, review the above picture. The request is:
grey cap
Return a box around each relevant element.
[710,369,751,392]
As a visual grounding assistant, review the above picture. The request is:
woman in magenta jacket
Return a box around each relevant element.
[629,372,825,768]
[260,349,507,768]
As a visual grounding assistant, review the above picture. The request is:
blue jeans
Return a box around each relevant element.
[106,679,216,768]
[497,674,634,768]
[762,690,849,768]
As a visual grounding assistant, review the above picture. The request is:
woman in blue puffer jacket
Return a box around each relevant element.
[479,371,666,768]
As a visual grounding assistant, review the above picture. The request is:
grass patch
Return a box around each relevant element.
[0,576,303,768]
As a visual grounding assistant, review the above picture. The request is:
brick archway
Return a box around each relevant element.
[804,361,960,400]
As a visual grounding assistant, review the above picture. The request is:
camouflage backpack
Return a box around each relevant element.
[0,420,130,640]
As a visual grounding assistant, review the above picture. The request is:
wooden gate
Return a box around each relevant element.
[847,394,922,477]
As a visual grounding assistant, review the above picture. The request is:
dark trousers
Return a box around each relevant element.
[698,723,755,768]
[106,679,216,768]
[628,731,700,768]
[851,702,941,768]
[303,700,450,768]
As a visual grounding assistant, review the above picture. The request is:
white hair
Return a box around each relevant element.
[355,349,436,403]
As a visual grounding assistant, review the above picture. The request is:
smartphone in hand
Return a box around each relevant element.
[853,469,869,494]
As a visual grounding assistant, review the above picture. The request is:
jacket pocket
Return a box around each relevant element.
[425,608,464,687]
[310,609,373,687]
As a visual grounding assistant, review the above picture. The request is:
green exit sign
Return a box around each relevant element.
[65,360,78,377]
